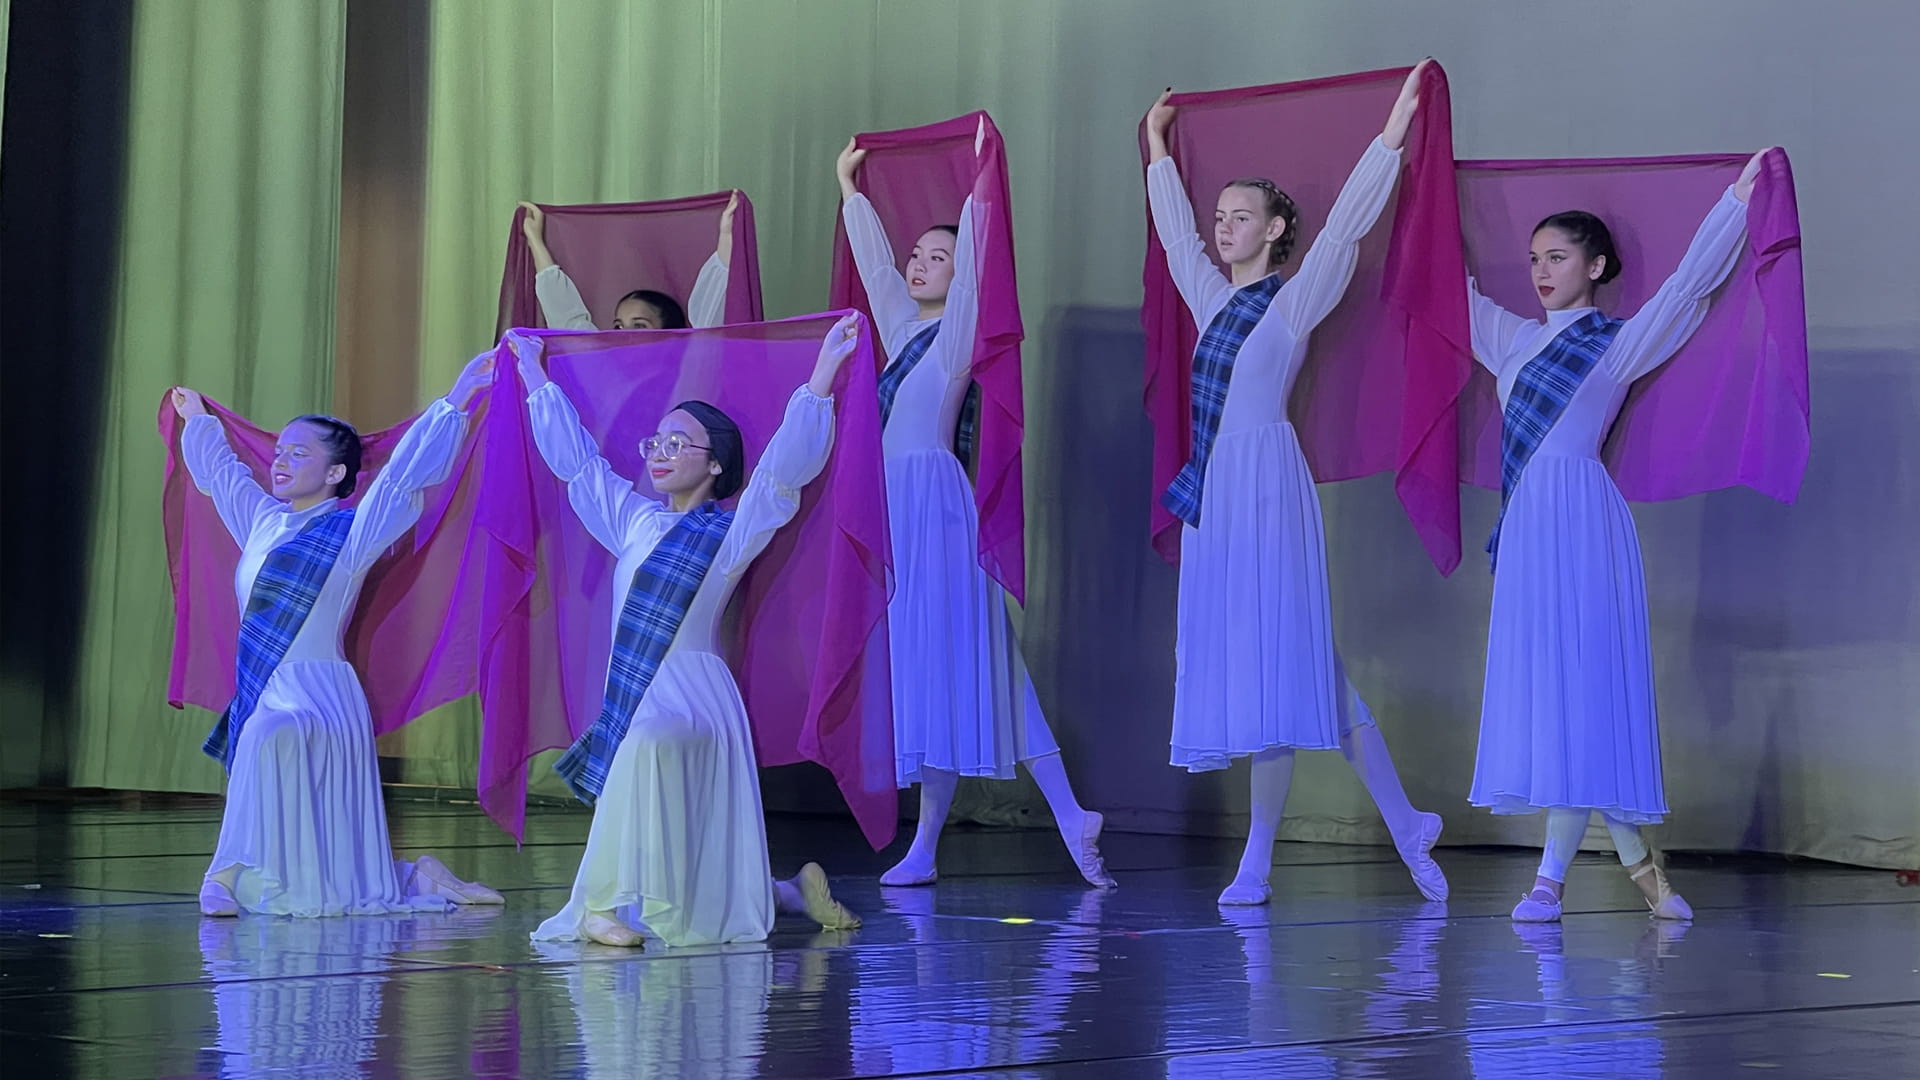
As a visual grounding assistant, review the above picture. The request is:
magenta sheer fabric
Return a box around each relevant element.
[497,189,762,334]
[1138,64,1471,573]
[1455,149,1809,502]
[160,314,898,847]
[828,111,1029,603]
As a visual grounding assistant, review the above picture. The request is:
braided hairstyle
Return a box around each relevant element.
[287,414,364,498]
[1225,177,1301,268]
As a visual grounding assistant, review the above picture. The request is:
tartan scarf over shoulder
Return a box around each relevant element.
[204,506,357,768]
[876,321,984,471]
[1160,272,1284,528]
[554,503,735,804]
[1486,310,1625,570]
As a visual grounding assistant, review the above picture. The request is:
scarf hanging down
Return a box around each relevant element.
[553,504,735,804]
[1160,273,1284,528]
[204,507,357,768]
[1486,310,1624,570]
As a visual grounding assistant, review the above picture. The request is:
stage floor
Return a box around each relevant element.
[1,798,1914,1079]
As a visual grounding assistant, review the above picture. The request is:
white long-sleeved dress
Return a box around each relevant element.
[1146,139,1402,770]
[1468,189,1749,824]
[527,381,834,947]
[182,399,471,916]
[534,252,729,330]
[842,193,1060,785]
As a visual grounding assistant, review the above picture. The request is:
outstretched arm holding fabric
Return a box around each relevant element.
[513,331,665,554]
[1601,149,1766,383]
[712,313,861,577]
[174,388,283,547]
[335,353,491,572]
[521,202,599,331]
[682,192,741,329]
[1270,62,1423,337]
[837,138,924,342]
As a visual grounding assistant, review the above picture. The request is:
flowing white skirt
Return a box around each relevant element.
[1172,422,1345,769]
[531,650,775,947]
[1470,454,1667,824]
[208,660,449,917]
[885,448,1058,785]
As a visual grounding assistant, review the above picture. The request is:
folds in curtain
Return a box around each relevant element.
[68,0,349,792]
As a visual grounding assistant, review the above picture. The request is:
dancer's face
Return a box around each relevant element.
[271,421,347,504]
[613,296,670,331]
[1529,227,1605,311]
[644,409,721,500]
[1214,185,1287,267]
[905,227,957,303]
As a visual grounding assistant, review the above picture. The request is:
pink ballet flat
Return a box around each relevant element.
[582,912,644,948]
[1510,887,1564,923]
[412,855,505,905]
[1396,812,1449,903]
[1217,876,1272,906]
[1629,861,1693,921]
[198,880,239,918]
[796,863,862,930]
[879,858,938,888]
[1068,811,1117,889]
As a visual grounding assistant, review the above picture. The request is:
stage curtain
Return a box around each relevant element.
[65,1,349,793]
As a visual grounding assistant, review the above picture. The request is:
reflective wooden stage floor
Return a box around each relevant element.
[2,798,1915,1078]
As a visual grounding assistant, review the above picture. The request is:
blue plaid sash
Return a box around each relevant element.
[1161,273,1284,528]
[204,507,357,768]
[877,321,984,472]
[554,504,735,804]
[1486,310,1625,570]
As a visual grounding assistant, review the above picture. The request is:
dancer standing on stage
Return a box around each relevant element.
[1144,62,1448,907]
[519,316,865,949]
[172,359,503,917]
[1470,150,1770,924]
[836,128,1113,890]
[518,192,738,330]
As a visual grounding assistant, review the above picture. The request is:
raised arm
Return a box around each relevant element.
[1602,174,1756,383]
[1145,157,1235,322]
[927,196,982,378]
[1270,138,1403,337]
[173,388,280,547]
[716,316,858,576]
[837,138,922,347]
[686,253,730,329]
[520,202,598,331]
[1273,64,1423,338]
[1467,276,1539,375]
[512,332,660,554]
[338,354,491,570]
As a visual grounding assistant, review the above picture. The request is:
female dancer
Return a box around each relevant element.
[1470,149,1769,923]
[1144,63,1448,906]
[172,358,503,917]
[518,192,738,330]
[836,132,1112,889]
[518,316,864,948]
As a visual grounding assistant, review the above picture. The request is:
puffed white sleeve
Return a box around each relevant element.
[714,386,835,577]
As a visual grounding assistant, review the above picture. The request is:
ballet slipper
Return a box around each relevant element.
[582,911,644,948]
[412,855,505,905]
[1628,860,1693,921]
[199,879,240,918]
[879,856,938,888]
[1217,876,1272,906]
[1395,811,1449,903]
[795,863,862,930]
[1065,811,1117,889]
[1510,886,1564,923]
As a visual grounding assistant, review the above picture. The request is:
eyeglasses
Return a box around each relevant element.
[640,433,711,461]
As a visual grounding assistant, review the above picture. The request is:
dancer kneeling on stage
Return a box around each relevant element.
[518,316,865,949]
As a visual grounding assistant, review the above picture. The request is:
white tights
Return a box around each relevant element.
[1537,807,1649,883]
